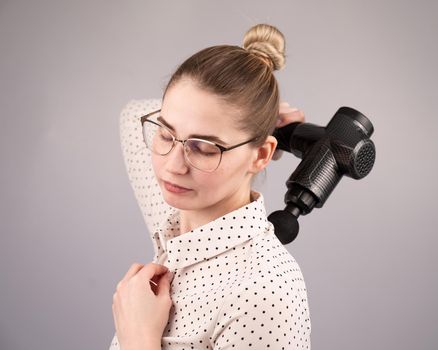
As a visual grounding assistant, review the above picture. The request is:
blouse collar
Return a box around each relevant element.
[152,190,271,271]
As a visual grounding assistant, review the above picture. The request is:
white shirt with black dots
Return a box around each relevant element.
[109,98,312,350]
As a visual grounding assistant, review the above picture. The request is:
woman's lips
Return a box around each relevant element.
[163,180,192,193]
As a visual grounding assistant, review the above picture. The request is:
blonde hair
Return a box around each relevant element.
[161,23,286,181]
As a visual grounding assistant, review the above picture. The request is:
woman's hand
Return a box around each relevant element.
[272,102,305,161]
[112,262,174,350]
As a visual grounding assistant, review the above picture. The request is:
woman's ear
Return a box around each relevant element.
[249,136,278,174]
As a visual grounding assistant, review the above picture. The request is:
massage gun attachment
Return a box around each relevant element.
[268,107,376,245]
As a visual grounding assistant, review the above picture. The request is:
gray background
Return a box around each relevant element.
[1,0,437,349]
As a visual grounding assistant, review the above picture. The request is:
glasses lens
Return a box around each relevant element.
[143,121,174,155]
[185,139,222,172]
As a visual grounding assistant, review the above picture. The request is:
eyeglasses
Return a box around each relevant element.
[140,109,260,172]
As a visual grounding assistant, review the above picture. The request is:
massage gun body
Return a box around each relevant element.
[269,107,376,244]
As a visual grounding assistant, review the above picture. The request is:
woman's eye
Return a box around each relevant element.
[201,152,217,157]
[159,132,172,141]
[190,141,219,156]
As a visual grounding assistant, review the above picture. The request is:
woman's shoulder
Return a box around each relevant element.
[216,261,311,328]
[212,250,312,347]
[248,226,309,293]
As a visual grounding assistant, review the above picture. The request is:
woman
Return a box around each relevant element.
[110,23,311,350]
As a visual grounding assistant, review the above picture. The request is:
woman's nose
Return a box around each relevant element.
[164,141,190,174]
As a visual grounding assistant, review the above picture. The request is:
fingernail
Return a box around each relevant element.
[284,107,299,113]
[149,279,158,286]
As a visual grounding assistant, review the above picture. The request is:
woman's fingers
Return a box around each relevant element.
[276,109,305,127]
[157,271,173,296]
[117,263,144,289]
[272,102,305,161]
[116,263,169,294]
[279,105,298,114]
[138,263,169,280]
[136,263,170,295]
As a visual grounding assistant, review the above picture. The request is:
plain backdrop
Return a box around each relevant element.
[1,0,437,349]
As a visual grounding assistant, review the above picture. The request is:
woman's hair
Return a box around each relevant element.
[161,23,286,183]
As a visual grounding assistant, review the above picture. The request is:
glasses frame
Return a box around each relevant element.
[140,109,260,172]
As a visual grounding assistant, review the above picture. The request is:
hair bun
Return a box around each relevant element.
[242,23,286,71]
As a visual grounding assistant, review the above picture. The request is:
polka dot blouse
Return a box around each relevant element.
[109,99,312,349]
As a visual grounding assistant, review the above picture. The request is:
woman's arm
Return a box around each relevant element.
[119,98,174,242]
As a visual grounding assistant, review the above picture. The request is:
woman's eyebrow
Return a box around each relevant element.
[157,115,228,146]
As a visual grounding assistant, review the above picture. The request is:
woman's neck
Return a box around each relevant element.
[178,189,255,235]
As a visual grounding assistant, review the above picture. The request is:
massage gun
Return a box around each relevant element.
[268,106,376,244]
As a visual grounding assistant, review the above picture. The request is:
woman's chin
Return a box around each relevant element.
[161,187,195,209]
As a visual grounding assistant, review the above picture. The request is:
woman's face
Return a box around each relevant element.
[151,78,261,213]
